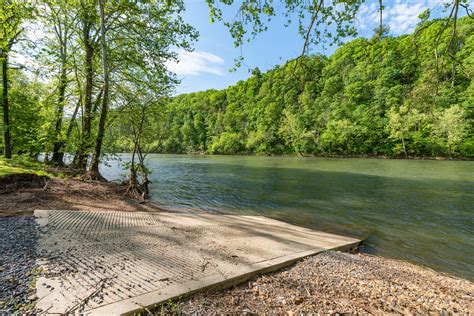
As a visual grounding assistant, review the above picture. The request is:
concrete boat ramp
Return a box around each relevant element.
[34,209,360,315]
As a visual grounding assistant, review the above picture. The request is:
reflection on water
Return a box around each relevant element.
[101,154,474,280]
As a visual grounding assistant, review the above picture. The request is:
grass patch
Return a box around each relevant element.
[0,156,48,178]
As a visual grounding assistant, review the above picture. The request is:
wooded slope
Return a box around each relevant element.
[111,18,473,158]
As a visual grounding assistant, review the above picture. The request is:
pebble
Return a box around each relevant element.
[0,216,38,314]
[172,251,474,314]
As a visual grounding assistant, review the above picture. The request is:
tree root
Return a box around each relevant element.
[81,170,108,182]
[124,183,149,202]
[124,184,143,200]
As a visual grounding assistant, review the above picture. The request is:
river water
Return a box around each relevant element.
[101,154,474,280]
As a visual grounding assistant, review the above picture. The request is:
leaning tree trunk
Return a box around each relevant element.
[51,45,68,165]
[2,56,12,159]
[87,0,109,180]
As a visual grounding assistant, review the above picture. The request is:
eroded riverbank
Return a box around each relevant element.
[0,177,163,217]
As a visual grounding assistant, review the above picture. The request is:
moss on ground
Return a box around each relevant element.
[0,157,49,178]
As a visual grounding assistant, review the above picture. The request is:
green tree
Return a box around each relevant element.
[0,0,32,158]
[38,0,74,165]
[386,105,424,158]
[84,0,196,179]
[432,105,470,158]
[279,108,313,155]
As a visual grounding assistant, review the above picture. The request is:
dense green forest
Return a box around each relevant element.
[108,17,473,158]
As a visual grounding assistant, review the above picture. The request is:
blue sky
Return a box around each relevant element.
[167,0,466,94]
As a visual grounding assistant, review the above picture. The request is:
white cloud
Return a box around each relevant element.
[357,3,379,31]
[386,1,429,34]
[357,0,449,36]
[166,50,225,76]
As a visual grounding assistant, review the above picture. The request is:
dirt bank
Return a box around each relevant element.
[0,177,163,217]
[0,173,48,194]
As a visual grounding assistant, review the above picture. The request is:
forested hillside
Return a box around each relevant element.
[110,17,473,158]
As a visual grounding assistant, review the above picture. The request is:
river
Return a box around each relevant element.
[101,154,474,280]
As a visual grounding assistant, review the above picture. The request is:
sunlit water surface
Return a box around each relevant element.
[101,154,474,280]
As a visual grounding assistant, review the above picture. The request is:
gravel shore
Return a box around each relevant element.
[168,251,474,314]
[0,216,38,314]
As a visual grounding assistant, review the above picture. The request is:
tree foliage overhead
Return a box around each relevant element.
[110,17,473,158]
[206,0,473,66]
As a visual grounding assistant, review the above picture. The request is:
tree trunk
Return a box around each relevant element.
[88,0,109,180]
[434,49,440,94]
[450,0,459,88]
[378,0,383,38]
[76,19,94,170]
[51,43,68,165]
[137,146,150,200]
[65,100,80,140]
[127,147,139,196]
[2,56,12,159]
[401,136,407,158]
[69,53,83,168]
[92,88,103,114]
[447,140,452,160]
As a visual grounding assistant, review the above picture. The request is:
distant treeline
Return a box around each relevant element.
[108,18,473,158]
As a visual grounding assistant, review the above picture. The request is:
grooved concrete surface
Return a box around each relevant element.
[34,210,360,315]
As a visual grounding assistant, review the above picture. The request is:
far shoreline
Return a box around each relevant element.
[104,151,474,161]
